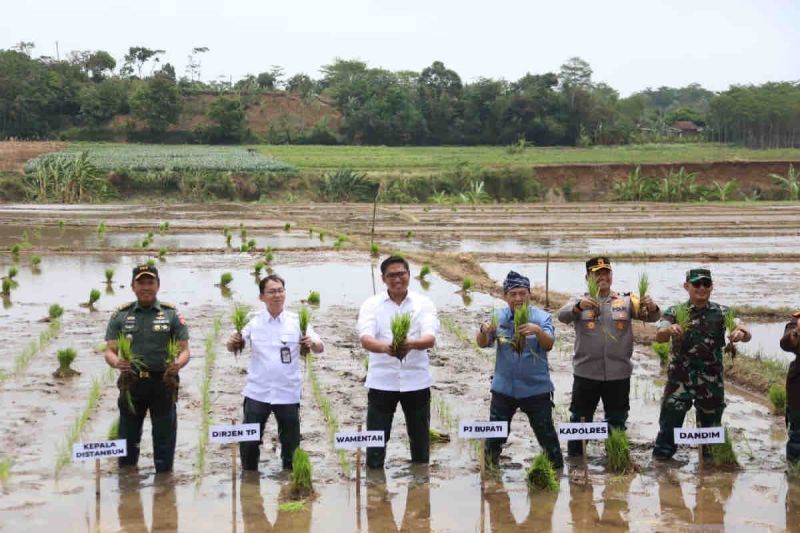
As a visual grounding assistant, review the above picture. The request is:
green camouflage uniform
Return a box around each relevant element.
[105,299,188,472]
[781,312,800,462]
[653,301,727,458]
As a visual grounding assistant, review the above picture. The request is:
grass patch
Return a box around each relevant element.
[723,352,786,396]
[605,428,634,474]
[526,453,559,492]
[289,448,313,498]
[195,316,222,483]
[769,384,787,415]
[306,354,351,475]
[440,314,491,361]
[710,426,739,467]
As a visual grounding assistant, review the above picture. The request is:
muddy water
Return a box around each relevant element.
[483,260,800,309]
[390,234,800,255]
[745,322,795,363]
[1,203,799,531]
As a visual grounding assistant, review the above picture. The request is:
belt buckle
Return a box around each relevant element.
[139,370,150,379]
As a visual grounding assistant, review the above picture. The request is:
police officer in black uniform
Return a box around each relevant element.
[104,264,189,472]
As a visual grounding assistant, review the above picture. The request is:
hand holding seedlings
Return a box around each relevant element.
[226,332,246,353]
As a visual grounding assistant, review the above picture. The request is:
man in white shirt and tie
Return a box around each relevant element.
[357,256,439,469]
[227,274,324,471]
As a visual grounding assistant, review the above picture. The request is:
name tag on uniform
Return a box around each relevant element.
[280,346,291,364]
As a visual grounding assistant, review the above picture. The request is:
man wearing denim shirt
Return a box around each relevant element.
[477,270,563,469]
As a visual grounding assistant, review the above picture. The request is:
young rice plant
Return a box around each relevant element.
[526,453,559,492]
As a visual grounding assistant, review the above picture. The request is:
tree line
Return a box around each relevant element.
[0,43,798,147]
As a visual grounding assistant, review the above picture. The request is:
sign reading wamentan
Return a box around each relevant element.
[334,430,385,449]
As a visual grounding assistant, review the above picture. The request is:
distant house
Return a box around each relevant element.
[670,121,703,136]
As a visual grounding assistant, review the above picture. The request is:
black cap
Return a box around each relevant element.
[686,268,712,283]
[132,264,159,282]
[586,256,612,273]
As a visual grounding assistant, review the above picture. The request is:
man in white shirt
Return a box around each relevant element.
[357,256,439,469]
[227,274,324,471]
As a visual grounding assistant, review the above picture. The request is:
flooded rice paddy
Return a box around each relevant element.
[0,202,798,531]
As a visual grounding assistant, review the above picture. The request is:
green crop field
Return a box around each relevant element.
[256,143,800,174]
[24,144,294,173]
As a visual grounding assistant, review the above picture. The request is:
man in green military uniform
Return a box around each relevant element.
[104,264,190,472]
[780,310,800,463]
[652,268,750,459]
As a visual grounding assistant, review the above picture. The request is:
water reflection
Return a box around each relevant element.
[484,479,557,531]
[657,469,736,529]
[366,468,430,532]
[786,477,800,530]
[117,471,178,532]
[569,476,600,531]
[239,472,313,532]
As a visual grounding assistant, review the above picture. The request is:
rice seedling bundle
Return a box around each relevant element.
[145,259,155,267]
[97,222,106,234]
[87,289,101,307]
[651,341,671,366]
[307,291,320,305]
[31,255,41,267]
[220,272,233,287]
[253,261,265,275]
[107,417,120,440]
[163,338,181,398]
[290,448,313,498]
[117,334,145,414]
[419,264,431,279]
[370,242,379,257]
[638,272,650,320]
[104,268,114,282]
[526,453,559,491]
[298,306,311,356]
[48,303,64,320]
[769,384,787,415]
[605,428,634,473]
[512,303,530,353]
[673,303,691,334]
[710,427,739,467]
[390,312,412,359]
[159,247,168,258]
[10,244,20,256]
[1,279,11,296]
[429,428,451,444]
[723,308,738,360]
[462,277,473,292]
[284,223,291,231]
[8,266,18,279]
[231,304,250,355]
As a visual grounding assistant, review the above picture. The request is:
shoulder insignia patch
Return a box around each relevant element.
[117,301,135,311]
[160,301,176,309]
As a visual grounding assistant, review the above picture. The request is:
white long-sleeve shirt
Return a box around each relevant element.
[357,290,438,392]
[241,309,322,404]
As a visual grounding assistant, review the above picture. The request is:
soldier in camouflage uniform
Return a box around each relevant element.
[780,310,800,462]
[652,268,750,459]
[104,264,190,472]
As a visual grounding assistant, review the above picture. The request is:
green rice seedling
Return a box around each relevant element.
[651,341,671,367]
[220,272,233,287]
[10,243,20,257]
[87,289,101,309]
[298,306,311,356]
[31,255,41,267]
[0,456,12,484]
[289,448,313,498]
[58,220,65,229]
[48,304,64,320]
[307,291,320,306]
[240,244,248,252]
[105,268,114,283]
[605,428,634,473]
[526,453,559,492]
[723,308,738,361]
[673,303,691,335]
[390,312,412,359]
[225,234,232,248]
[710,427,739,467]
[370,242,379,257]
[318,231,325,242]
[247,239,256,252]
[512,303,530,354]
[253,261,265,275]
[97,222,106,235]
[490,308,509,347]
[159,247,168,259]
[163,338,181,398]
[462,277,473,292]
[638,272,650,321]
[308,228,313,236]
[231,304,250,355]
[1,278,11,296]
[223,225,230,236]
[333,236,345,249]
[141,238,151,248]
[406,230,413,238]
[20,230,30,244]
[419,264,431,279]
[146,258,155,267]
[429,428,451,444]
[769,384,787,415]
[284,222,292,231]
[159,221,169,233]
[55,348,79,378]
[8,266,18,279]
[240,227,247,240]
[586,273,600,300]
[165,338,180,366]
[117,334,145,414]
[107,417,120,440]
[264,248,274,264]
[278,501,306,513]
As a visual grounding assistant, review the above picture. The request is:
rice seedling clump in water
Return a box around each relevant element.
[390,312,411,359]
[605,428,634,473]
[290,448,313,498]
[220,272,233,287]
[48,303,64,320]
[710,426,739,467]
[418,264,431,279]
[769,384,787,415]
[307,291,320,305]
[54,348,79,378]
[526,453,559,491]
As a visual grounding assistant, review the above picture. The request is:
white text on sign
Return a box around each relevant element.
[209,423,261,444]
[334,431,385,450]
[458,421,508,439]
[72,440,128,461]
[557,422,609,441]
[673,427,725,445]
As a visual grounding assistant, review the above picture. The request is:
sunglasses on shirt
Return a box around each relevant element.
[690,280,712,288]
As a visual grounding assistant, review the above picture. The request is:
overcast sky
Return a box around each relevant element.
[3,0,798,96]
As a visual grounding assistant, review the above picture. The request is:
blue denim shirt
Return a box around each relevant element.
[491,305,555,399]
